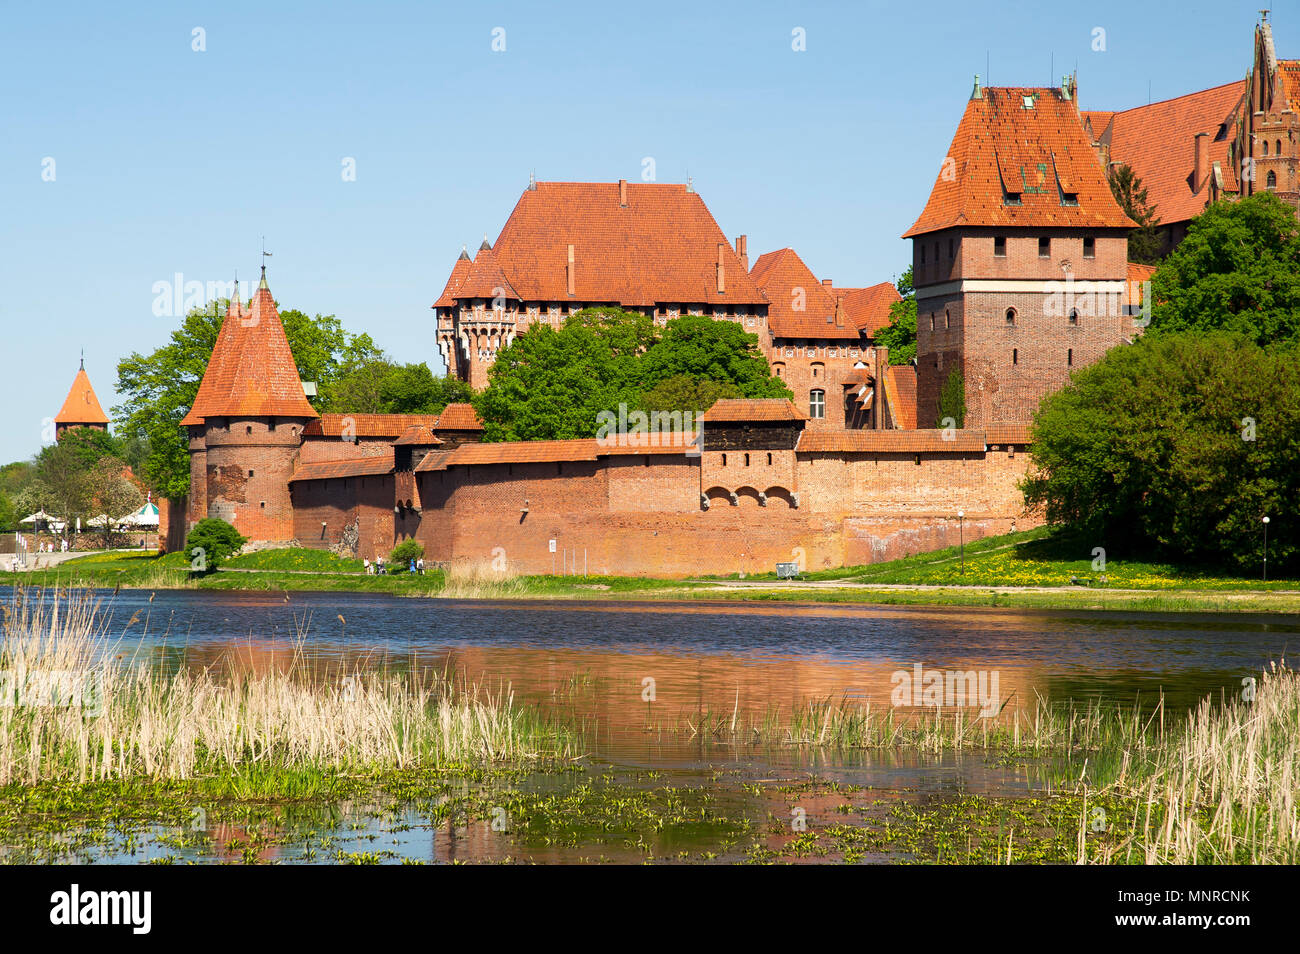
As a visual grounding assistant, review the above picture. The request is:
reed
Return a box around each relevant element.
[0,587,577,786]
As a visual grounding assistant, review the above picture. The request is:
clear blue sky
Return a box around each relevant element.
[1,0,1291,463]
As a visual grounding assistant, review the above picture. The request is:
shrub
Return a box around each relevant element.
[389,538,424,566]
[185,518,246,574]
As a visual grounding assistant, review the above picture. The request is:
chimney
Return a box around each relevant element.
[567,244,575,297]
[1194,132,1210,193]
[736,234,748,270]
[618,178,627,207]
[716,243,725,295]
[873,347,889,429]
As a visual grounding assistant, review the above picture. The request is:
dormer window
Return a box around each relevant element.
[1060,192,1079,207]
[1003,191,1022,206]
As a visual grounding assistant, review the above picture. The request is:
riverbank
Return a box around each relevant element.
[12,529,1300,614]
[1,588,1296,864]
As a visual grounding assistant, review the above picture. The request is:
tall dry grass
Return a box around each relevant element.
[1086,660,1300,864]
[434,561,530,599]
[0,587,576,786]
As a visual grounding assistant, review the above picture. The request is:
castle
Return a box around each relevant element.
[62,19,1299,576]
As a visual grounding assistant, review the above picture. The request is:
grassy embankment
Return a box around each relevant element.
[15,528,1300,613]
[1,587,1296,863]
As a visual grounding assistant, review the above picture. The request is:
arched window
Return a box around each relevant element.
[744,453,750,466]
[944,309,950,329]
[1263,140,1269,156]
[767,452,773,465]
[809,389,826,419]
[930,313,936,331]
[1277,140,1283,156]
[1068,308,1079,325]
[1267,170,1277,190]
[1005,308,1016,326]
[721,453,727,466]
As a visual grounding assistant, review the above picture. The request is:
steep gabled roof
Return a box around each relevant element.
[434,251,472,308]
[749,248,858,340]
[1101,81,1244,226]
[54,366,110,425]
[883,364,917,429]
[836,282,902,336]
[182,272,318,425]
[904,87,1134,237]
[447,181,765,307]
[453,244,520,300]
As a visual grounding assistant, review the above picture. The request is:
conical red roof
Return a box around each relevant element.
[55,366,110,425]
[181,273,318,425]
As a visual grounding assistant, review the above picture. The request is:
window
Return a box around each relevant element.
[809,389,826,419]
[246,425,253,435]
[1267,170,1277,190]
[1068,309,1079,325]
[722,453,727,466]
[247,470,254,478]
[1083,236,1095,258]
[944,309,950,329]
[1038,237,1050,257]
[1068,348,1073,366]
[1277,140,1283,156]
[930,313,936,331]
[1012,348,1018,365]
[744,453,750,466]
[767,453,773,465]
[811,362,823,379]
[994,236,1007,257]
[1263,140,1269,156]
[1005,308,1016,326]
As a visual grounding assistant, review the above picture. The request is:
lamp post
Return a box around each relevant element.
[1262,515,1270,583]
[957,510,965,575]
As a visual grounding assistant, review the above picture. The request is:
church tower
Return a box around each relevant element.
[180,268,318,542]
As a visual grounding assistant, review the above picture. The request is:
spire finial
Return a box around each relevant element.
[80,348,84,370]
[260,236,272,286]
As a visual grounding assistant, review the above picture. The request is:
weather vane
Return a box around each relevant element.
[261,236,273,269]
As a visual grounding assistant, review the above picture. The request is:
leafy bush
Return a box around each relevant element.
[185,518,246,574]
[389,538,424,566]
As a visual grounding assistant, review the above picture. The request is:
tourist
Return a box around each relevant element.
[363,558,370,575]
[409,558,416,574]
[417,557,424,574]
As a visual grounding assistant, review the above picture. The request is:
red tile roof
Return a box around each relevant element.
[883,364,917,429]
[433,403,484,430]
[55,367,110,425]
[394,425,444,446]
[303,413,442,439]
[289,452,395,483]
[700,399,808,422]
[1099,81,1244,226]
[415,433,700,471]
[181,276,319,425]
[598,430,701,454]
[749,248,858,340]
[904,87,1135,237]
[985,422,1033,444]
[797,429,987,453]
[837,282,902,336]
[434,252,472,308]
[443,181,765,308]
[1281,61,1300,110]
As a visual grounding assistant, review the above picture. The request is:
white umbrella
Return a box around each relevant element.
[119,502,160,528]
[19,509,59,524]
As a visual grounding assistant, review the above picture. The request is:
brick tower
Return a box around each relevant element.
[180,267,318,542]
[53,358,110,439]
[903,77,1137,427]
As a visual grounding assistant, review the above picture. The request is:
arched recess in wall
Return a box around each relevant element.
[734,486,763,508]
[764,486,795,508]
[704,486,731,508]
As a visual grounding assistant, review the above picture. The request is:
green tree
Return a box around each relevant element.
[475,309,652,441]
[389,538,424,567]
[1108,163,1162,264]
[638,315,789,399]
[115,300,373,498]
[937,367,966,428]
[475,308,789,440]
[1024,331,1300,571]
[185,517,246,574]
[640,375,743,415]
[0,492,15,532]
[876,266,917,365]
[1149,192,1300,347]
